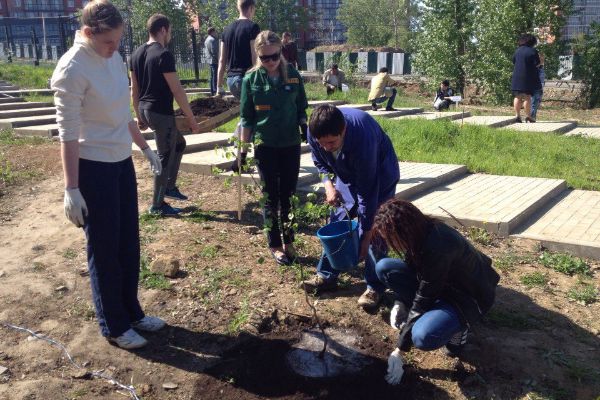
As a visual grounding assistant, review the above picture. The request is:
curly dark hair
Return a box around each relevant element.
[373,198,436,264]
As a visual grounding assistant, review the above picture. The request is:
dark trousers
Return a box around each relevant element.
[140,109,186,208]
[209,64,218,96]
[254,144,301,248]
[79,157,144,338]
[372,88,397,109]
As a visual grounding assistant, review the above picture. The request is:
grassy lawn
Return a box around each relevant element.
[0,62,55,89]
[377,117,600,190]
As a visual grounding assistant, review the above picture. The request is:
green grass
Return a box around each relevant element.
[23,93,55,104]
[486,309,536,330]
[62,248,77,260]
[377,118,600,190]
[539,251,592,277]
[0,129,47,146]
[567,282,598,305]
[0,61,55,89]
[467,226,493,246]
[200,245,219,259]
[520,271,549,288]
[139,254,172,290]
[227,298,251,334]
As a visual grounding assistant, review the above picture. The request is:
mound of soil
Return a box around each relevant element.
[175,97,240,118]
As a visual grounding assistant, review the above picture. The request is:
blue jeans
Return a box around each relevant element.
[79,157,144,337]
[227,75,243,99]
[209,64,218,96]
[372,88,397,109]
[376,258,465,350]
[316,178,396,293]
[531,90,543,120]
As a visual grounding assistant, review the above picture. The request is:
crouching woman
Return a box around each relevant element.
[371,198,500,384]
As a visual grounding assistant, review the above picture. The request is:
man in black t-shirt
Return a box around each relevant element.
[131,14,199,216]
[217,0,260,98]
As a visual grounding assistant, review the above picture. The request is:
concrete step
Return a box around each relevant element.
[180,142,311,175]
[0,97,25,104]
[0,101,53,111]
[133,131,232,155]
[411,174,567,236]
[512,189,600,259]
[218,151,320,186]
[338,104,372,110]
[454,115,516,128]
[367,108,424,118]
[394,111,471,121]
[308,100,347,107]
[0,114,57,129]
[13,123,58,137]
[502,121,577,134]
[0,107,55,119]
[0,85,19,91]
[0,89,54,96]
[298,161,468,198]
[565,126,600,139]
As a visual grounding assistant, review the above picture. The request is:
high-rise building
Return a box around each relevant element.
[563,0,600,41]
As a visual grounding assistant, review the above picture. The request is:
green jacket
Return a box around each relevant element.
[240,65,308,148]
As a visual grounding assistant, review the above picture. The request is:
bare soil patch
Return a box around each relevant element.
[0,140,599,400]
[174,97,239,118]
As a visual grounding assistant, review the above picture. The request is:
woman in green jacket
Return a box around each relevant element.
[239,30,308,265]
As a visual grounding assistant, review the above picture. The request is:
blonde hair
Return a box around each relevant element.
[249,30,288,81]
[81,0,123,34]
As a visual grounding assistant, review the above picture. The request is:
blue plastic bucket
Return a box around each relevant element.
[316,220,359,271]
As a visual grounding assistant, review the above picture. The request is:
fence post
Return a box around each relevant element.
[190,28,200,82]
[31,27,40,65]
[58,17,67,55]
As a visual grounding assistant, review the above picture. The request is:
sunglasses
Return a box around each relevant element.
[259,52,280,62]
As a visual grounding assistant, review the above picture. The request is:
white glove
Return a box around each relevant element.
[385,348,404,385]
[142,147,162,176]
[390,301,407,330]
[64,188,88,228]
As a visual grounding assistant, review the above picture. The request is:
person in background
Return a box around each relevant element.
[371,199,500,385]
[52,0,166,349]
[130,14,200,216]
[239,31,308,265]
[433,80,455,111]
[511,33,542,123]
[322,64,345,95]
[204,27,220,96]
[368,67,397,111]
[217,0,260,98]
[281,31,298,69]
[217,0,260,172]
[302,105,400,310]
[531,53,545,120]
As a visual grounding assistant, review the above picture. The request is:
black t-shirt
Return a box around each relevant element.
[221,19,260,77]
[130,42,177,115]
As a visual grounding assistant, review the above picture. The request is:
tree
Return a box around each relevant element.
[254,0,310,36]
[471,0,573,103]
[338,0,412,49]
[112,0,189,38]
[573,23,600,108]
[412,0,474,95]
[198,0,238,34]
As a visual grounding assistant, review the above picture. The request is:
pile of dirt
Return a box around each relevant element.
[311,44,406,53]
[175,97,240,118]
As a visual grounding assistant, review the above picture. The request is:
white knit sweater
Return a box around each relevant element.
[51,31,133,162]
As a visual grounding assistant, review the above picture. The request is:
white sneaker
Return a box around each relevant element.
[109,328,148,349]
[131,315,166,332]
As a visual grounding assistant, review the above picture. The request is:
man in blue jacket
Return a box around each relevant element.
[302,105,400,309]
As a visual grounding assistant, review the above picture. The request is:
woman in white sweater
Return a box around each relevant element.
[51,0,165,349]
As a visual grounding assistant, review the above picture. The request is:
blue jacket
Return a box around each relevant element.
[308,108,400,231]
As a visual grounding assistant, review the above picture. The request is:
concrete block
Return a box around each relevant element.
[412,174,566,236]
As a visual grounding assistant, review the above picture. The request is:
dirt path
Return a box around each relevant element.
[0,143,599,400]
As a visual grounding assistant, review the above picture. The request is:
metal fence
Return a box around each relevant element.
[0,16,209,83]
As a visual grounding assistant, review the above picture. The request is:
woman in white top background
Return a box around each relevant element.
[51,0,165,349]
